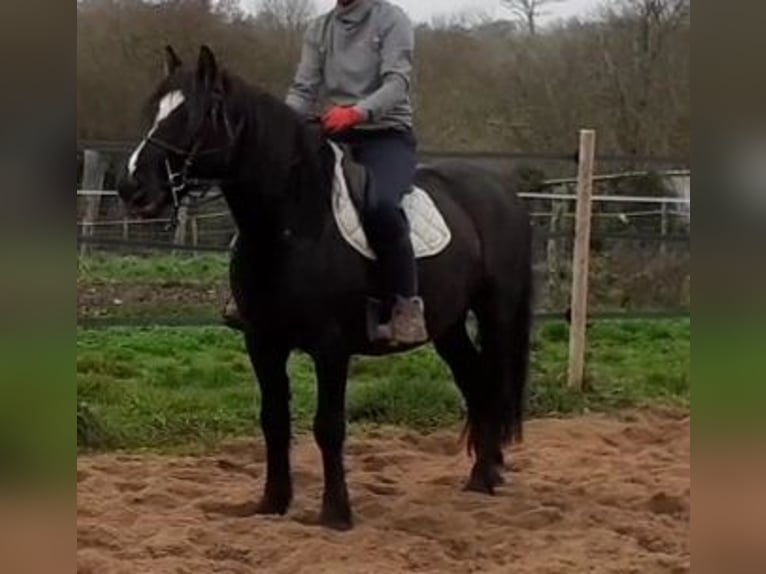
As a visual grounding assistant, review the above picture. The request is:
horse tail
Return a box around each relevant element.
[480,212,533,449]
[467,244,532,457]
[502,243,533,445]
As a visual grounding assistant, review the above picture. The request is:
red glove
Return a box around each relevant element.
[322,105,366,134]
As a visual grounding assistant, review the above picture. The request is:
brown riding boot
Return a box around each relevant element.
[222,297,246,331]
[387,296,429,344]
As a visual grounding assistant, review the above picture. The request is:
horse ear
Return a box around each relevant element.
[163,45,182,77]
[196,45,219,93]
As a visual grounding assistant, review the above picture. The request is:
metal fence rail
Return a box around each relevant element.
[77,140,690,166]
[77,188,691,205]
[76,228,690,254]
[77,309,691,330]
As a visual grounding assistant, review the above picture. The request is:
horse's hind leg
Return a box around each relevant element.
[244,333,293,515]
[434,321,504,494]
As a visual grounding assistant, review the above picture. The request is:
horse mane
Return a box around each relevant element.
[226,73,327,174]
[221,72,333,238]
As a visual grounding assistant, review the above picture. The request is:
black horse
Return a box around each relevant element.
[119,46,533,531]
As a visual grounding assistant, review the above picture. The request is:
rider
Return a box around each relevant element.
[226,0,427,344]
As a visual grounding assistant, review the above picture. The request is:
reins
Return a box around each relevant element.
[147,109,244,230]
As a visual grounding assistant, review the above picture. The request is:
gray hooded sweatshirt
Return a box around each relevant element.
[285,0,414,131]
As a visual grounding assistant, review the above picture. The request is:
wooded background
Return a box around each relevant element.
[77,0,690,157]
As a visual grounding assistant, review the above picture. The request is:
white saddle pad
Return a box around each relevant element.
[329,141,451,260]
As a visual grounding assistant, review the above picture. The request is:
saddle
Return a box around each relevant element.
[335,141,370,215]
[324,141,452,344]
[327,141,451,262]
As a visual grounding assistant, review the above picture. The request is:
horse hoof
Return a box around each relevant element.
[254,495,291,516]
[320,507,353,531]
[463,478,495,495]
[464,468,497,495]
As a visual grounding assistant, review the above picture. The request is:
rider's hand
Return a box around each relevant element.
[322,105,366,134]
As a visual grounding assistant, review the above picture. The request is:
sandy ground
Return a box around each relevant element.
[77,409,689,574]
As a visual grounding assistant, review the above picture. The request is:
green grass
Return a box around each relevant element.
[77,319,689,452]
[78,253,229,284]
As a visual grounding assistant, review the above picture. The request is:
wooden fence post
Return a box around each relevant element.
[79,150,109,256]
[173,198,190,252]
[567,130,596,390]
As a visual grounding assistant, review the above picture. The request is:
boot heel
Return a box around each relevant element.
[391,296,428,344]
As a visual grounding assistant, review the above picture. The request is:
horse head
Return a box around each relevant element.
[118,45,240,219]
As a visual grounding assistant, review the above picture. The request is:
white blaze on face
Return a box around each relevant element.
[128,91,186,176]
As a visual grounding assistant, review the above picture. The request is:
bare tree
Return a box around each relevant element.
[252,0,315,31]
[500,0,565,35]
[594,0,690,156]
[76,0,689,157]
[215,0,245,21]
[623,0,690,24]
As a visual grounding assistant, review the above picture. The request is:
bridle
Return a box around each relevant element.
[145,101,244,230]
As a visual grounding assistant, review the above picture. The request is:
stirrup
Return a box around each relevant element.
[222,298,246,331]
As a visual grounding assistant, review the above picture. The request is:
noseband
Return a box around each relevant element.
[146,104,244,230]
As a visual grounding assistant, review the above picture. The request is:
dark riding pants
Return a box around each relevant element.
[332,128,418,298]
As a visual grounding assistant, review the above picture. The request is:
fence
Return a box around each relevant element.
[76,180,690,251]
[76,131,691,389]
[76,190,690,247]
[77,138,689,165]
[77,137,689,250]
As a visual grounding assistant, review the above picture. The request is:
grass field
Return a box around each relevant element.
[78,253,229,284]
[77,253,689,451]
[77,319,690,452]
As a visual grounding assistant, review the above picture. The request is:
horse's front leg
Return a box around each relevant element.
[245,333,293,515]
[312,350,352,530]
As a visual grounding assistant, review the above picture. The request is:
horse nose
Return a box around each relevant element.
[117,173,140,202]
